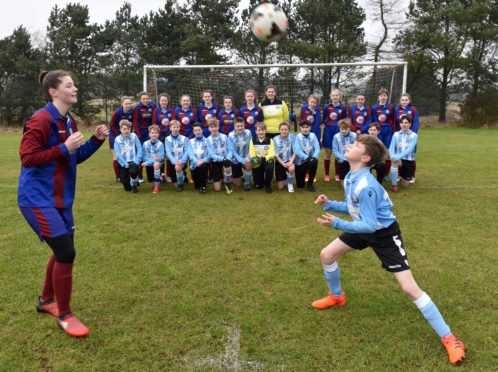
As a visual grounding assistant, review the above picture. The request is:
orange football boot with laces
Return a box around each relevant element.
[441,334,465,365]
[311,292,346,309]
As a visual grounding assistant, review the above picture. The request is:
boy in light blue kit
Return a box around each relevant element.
[141,125,164,194]
[165,120,190,192]
[114,119,142,193]
[389,115,418,193]
[229,117,253,191]
[332,118,357,189]
[312,134,465,366]
[207,119,235,194]
[188,123,213,193]
[293,120,320,192]
[273,121,296,192]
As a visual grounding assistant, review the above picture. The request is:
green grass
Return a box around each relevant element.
[1,128,497,370]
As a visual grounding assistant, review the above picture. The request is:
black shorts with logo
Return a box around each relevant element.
[338,222,410,272]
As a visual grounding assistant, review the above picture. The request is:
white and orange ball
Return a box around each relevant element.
[250,3,288,42]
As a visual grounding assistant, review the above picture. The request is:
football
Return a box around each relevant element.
[250,3,288,42]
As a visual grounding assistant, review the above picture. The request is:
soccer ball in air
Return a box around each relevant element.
[250,3,288,42]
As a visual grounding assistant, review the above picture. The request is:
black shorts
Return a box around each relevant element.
[400,160,415,181]
[337,161,350,180]
[338,222,410,272]
[211,161,224,182]
[145,165,162,182]
[275,162,288,182]
[167,161,187,183]
[232,163,243,179]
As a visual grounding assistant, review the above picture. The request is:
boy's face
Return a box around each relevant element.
[224,99,233,110]
[356,95,365,106]
[378,93,388,104]
[193,126,203,138]
[279,125,289,138]
[400,96,410,107]
[308,97,317,109]
[234,122,244,134]
[120,125,131,137]
[159,96,169,108]
[149,130,159,141]
[400,119,411,132]
[140,95,149,106]
[300,124,311,135]
[122,99,132,112]
[345,141,369,164]
[368,126,379,137]
[170,124,180,136]
[340,127,350,136]
[181,96,190,108]
[203,93,212,104]
[209,124,219,136]
[256,126,266,138]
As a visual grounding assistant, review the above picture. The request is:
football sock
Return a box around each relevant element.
[390,167,398,186]
[53,261,73,316]
[286,172,295,185]
[413,292,451,337]
[334,159,339,177]
[176,171,184,185]
[324,158,330,176]
[322,262,342,296]
[385,160,391,176]
[245,170,252,186]
[224,171,232,185]
[130,177,138,186]
[112,160,119,178]
[154,169,161,186]
[41,254,56,301]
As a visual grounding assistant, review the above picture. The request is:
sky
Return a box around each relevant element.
[0,0,409,43]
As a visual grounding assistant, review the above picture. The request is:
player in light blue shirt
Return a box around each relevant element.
[293,120,320,192]
[389,115,418,192]
[164,120,190,192]
[207,118,235,194]
[273,122,296,192]
[332,118,357,188]
[228,117,253,191]
[188,123,214,193]
[311,134,465,366]
[141,125,165,193]
[114,120,142,193]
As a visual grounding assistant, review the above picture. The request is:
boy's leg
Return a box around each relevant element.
[295,163,306,188]
[252,163,264,189]
[129,162,139,193]
[119,165,131,191]
[223,160,233,194]
[153,163,161,192]
[286,164,295,192]
[312,237,354,309]
[244,162,252,191]
[307,158,318,189]
[394,270,465,365]
[390,160,399,192]
[263,159,274,192]
[375,162,385,184]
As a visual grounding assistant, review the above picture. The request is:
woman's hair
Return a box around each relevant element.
[158,93,170,102]
[39,70,73,102]
[265,84,277,94]
[279,121,290,129]
[400,93,411,101]
[121,96,132,104]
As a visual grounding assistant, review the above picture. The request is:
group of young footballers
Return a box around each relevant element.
[20,69,465,366]
[109,87,420,195]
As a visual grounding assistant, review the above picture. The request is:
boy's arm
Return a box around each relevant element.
[226,136,234,161]
[292,137,306,160]
[187,141,197,166]
[322,200,349,214]
[180,140,190,164]
[114,141,127,167]
[331,187,378,233]
[332,136,345,162]
[158,142,165,162]
[134,135,142,164]
[164,139,175,164]
[208,140,223,162]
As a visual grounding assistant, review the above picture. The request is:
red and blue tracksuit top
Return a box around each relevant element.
[348,105,372,133]
[395,104,419,133]
[153,106,176,139]
[18,102,104,209]
[133,102,155,142]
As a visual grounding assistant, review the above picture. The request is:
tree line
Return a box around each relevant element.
[0,0,496,126]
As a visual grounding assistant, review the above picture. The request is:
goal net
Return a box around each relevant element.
[143,62,407,114]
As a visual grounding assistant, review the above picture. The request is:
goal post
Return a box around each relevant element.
[143,61,408,111]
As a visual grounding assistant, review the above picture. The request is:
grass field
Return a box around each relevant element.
[1,128,497,371]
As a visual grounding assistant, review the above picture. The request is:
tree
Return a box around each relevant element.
[287,0,367,97]
[397,0,473,122]
[45,3,107,119]
[0,27,42,125]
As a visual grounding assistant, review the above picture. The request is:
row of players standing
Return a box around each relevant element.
[108,85,419,189]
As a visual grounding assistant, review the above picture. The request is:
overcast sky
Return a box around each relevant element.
[0,0,408,43]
